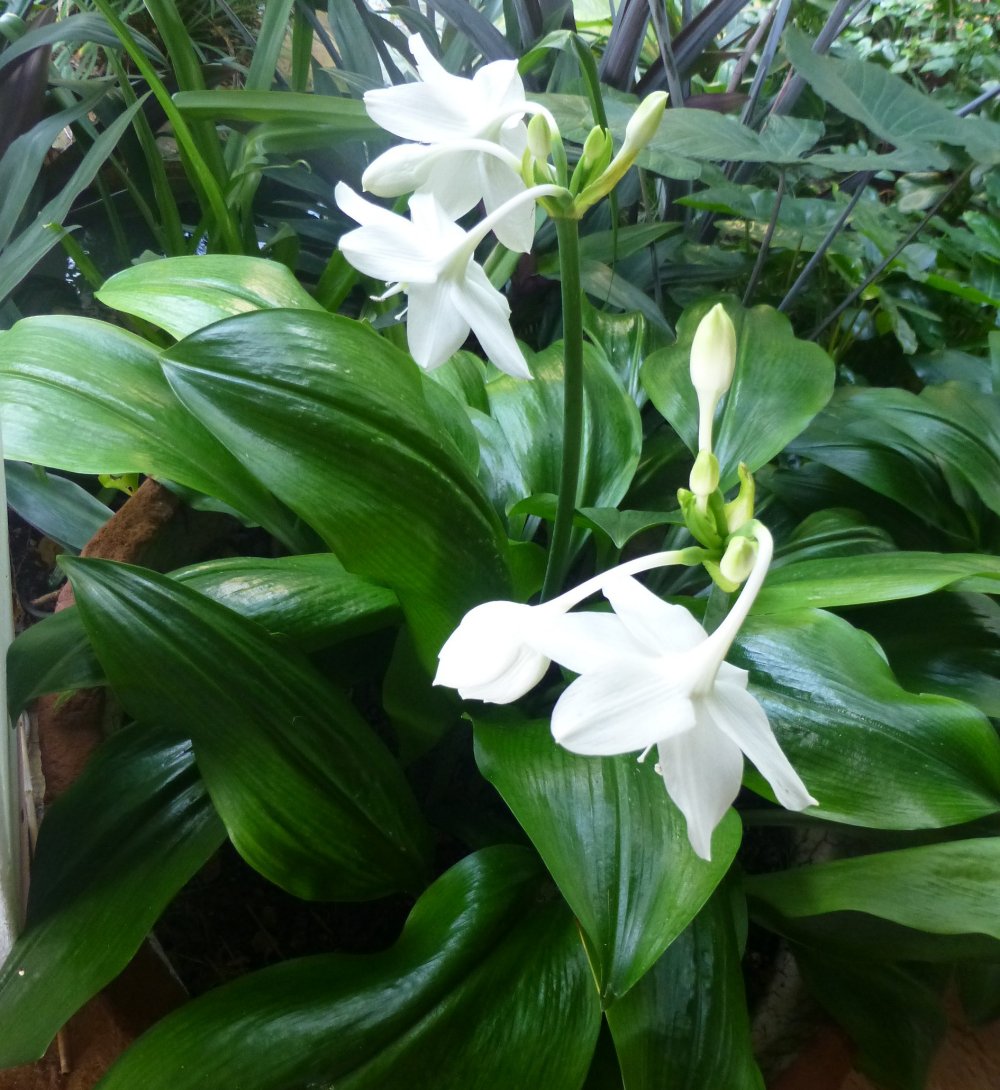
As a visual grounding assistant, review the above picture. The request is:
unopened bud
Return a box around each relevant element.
[526,113,553,162]
[573,91,667,211]
[678,488,722,550]
[724,463,755,532]
[690,303,736,453]
[719,535,757,587]
[689,449,719,501]
[570,126,614,194]
[622,90,668,155]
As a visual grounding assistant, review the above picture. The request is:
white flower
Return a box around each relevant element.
[335,182,535,378]
[362,35,536,251]
[433,548,702,704]
[538,525,816,860]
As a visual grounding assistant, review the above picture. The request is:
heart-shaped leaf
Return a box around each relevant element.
[641,300,835,491]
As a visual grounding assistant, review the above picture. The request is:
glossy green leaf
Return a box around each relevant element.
[161,309,509,653]
[792,386,1000,528]
[734,610,1000,828]
[7,554,399,716]
[777,508,896,564]
[4,462,109,550]
[63,557,431,900]
[96,846,601,1090]
[0,316,307,550]
[855,593,1000,718]
[755,551,1000,613]
[486,341,642,536]
[747,838,1000,939]
[642,300,835,491]
[606,892,764,1090]
[0,723,224,1067]
[474,717,741,1003]
[97,255,324,340]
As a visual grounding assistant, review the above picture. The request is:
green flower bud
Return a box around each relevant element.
[678,487,723,550]
[570,126,614,195]
[573,91,667,211]
[690,303,736,454]
[526,113,553,162]
[724,463,755,532]
[689,449,720,502]
[719,535,757,587]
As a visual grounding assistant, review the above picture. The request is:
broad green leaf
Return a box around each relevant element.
[754,551,1000,613]
[486,342,642,538]
[746,838,1000,939]
[161,310,509,654]
[606,892,764,1090]
[776,508,896,564]
[95,847,601,1090]
[63,557,432,900]
[649,108,823,164]
[642,300,835,492]
[784,28,1000,166]
[97,255,324,340]
[790,385,1000,538]
[7,554,399,716]
[0,723,224,1067]
[0,316,308,550]
[855,593,1000,718]
[4,462,109,551]
[734,610,1000,828]
[474,717,741,1003]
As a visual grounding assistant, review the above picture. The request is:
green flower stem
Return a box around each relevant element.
[542,215,585,601]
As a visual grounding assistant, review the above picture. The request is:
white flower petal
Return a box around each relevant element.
[452,262,531,379]
[338,224,439,284]
[419,152,484,219]
[434,600,548,703]
[363,80,477,141]
[480,156,534,252]
[405,282,470,369]
[471,58,526,125]
[602,574,707,654]
[335,181,402,229]
[706,682,817,811]
[408,32,461,88]
[656,713,744,861]
[530,611,643,675]
[551,661,696,756]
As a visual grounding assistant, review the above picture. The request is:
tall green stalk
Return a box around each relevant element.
[541,216,585,601]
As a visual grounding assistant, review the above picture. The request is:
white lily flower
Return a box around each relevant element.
[434,548,703,704]
[362,35,540,251]
[335,182,561,378]
[540,524,816,860]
